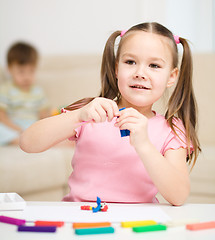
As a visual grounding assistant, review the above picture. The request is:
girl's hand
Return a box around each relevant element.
[77,97,119,123]
[115,108,149,149]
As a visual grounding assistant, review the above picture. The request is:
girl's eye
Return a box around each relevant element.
[149,63,160,69]
[125,60,135,65]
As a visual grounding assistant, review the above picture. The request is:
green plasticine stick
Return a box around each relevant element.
[133,224,167,232]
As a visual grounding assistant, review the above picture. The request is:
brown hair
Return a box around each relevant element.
[65,22,201,167]
[7,42,38,66]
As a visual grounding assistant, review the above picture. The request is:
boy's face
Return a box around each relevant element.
[8,63,37,91]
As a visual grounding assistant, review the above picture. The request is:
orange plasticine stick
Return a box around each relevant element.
[73,222,111,229]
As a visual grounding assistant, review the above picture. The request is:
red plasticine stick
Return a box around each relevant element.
[186,221,215,231]
[81,206,92,210]
[35,220,64,227]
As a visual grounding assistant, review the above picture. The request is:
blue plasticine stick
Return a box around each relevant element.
[119,108,130,137]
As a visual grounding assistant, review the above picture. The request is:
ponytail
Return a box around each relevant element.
[100,31,121,100]
[64,97,95,111]
[165,37,201,168]
[65,31,121,111]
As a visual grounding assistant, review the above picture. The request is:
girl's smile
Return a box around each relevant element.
[129,83,151,90]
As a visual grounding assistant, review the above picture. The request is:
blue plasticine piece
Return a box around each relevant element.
[92,197,101,213]
[125,129,130,136]
[119,108,130,137]
[120,129,129,137]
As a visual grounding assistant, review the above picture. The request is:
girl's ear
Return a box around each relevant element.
[167,67,179,88]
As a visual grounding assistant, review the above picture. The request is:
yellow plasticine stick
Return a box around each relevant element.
[121,220,157,228]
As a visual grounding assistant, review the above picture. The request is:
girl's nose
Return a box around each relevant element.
[135,74,146,80]
[134,69,148,80]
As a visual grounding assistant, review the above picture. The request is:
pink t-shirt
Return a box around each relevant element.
[62,112,191,203]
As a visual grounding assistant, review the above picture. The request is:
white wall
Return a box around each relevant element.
[165,0,214,52]
[213,0,215,49]
[0,0,214,67]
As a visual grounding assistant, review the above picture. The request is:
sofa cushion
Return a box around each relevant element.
[189,146,215,196]
[0,146,73,196]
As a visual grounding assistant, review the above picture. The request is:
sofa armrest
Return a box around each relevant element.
[0,146,74,201]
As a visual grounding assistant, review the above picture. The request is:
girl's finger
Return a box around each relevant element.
[106,107,114,122]
[116,112,140,125]
[100,100,117,121]
[94,104,108,122]
[111,101,120,117]
[90,110,102,123]
[115,117,139,128]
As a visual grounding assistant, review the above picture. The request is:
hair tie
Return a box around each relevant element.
[173,35,180,44]
[120,30,127,37]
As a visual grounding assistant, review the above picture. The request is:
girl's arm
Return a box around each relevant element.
[20,109,80,153]
[20,97,119,153]
[136,142,189,206]
[116,108,190,206]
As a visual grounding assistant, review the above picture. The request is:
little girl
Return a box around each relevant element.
[20,22,201,206]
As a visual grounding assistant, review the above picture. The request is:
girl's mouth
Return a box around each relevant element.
[130,85,151,90]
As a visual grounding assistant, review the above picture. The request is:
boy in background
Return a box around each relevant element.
[0,42,50,145]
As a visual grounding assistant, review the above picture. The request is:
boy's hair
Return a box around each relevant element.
[65,22,201,167]
[7,42,38,66]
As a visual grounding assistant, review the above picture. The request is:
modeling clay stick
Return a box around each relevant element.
[35,220,64,227]
[186,221,215,231]
[119,108,130,137]
[0,215,26,226]
[165,219,199,227]
[133,224,167,232]
[75,226,114,235]
[18,225,57,233]
[121,220,157,228]
[73,222,111,229]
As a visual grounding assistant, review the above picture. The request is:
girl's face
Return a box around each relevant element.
[116,31,178,116]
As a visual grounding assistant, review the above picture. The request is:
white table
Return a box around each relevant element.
[0,201,215,239]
